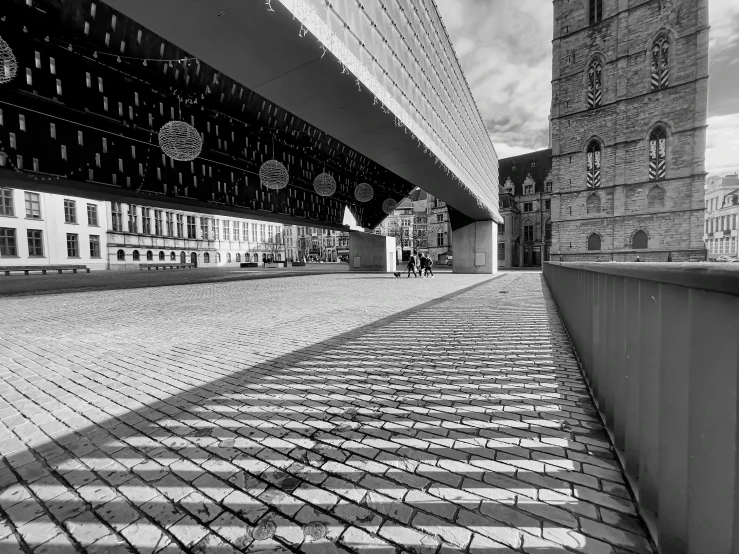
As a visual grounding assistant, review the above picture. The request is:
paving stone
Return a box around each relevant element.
[180,491,223,523]
[412,511,472,548]
[378,521,440,553]
[209,511,252,549]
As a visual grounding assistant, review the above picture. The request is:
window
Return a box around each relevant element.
[251,223,257,242]
[587,141,602,188]
[586,193,601,213]
[66,233,79,257]
[64,199,77,223]
[233,221,240,241]
[146,250,153,261]
[524,221,534,242]
[236,253,241,262]
[25,192,41,219]
[0,228,16,256]
[170,252,176,261]
[158,251,165,261]
[128,205,138,233]
[259,224,265,242]
[589,0,603,24]
[437,213,444,223]
[227,253,232,263]
[651,38,669,91]
[633,230,648,249]
[545,199,551,210]
[90,235,100,257]
[176,214,184,238]
[142,208,151,234]
[187,216,196,239]
[523,202,533,212]
[498,243,505,261]
[437,231,445,246]
[200,217,209,240]
[216,253,221,263]
[588,233,601,251]
[242,223,248,242]
[647,185,666,209]
[224,220,230,241]
[204,252,210,263]
[117,249,125,261]
[524,185,533,195]
[587,61,603,109]
[546,182,552,192]
[648,128,667,181]
[166,212,174,237]
[27,230,43,256]
[498,222,505,235]
[213,218,220,240]
[154,210,163,235]
[132,250,140,261]
[0,189,13,216]
[545,220,552,241]
[112,203,122,232]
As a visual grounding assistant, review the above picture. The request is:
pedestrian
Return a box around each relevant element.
[418,254,426,278]
[667,252,673,262]
[425,255,435,277]
[406,255,418,278]
[635,255,641,262]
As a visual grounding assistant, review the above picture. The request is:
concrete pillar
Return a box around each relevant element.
[348,232,397,272]
[451,220,497,274]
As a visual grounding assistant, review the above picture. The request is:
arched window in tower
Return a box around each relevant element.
[651,38,669,91]
[647,185,666,209]
[588,233,602,251]
[633,230,648,249]
[589,0,603,24]
[649,128,667,180]
[586,193,601,213]
[586,141,602,188]
[587,61,603,109]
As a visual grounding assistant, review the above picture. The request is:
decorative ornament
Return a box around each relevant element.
[0,37,18,84]
[313,172,336,197]
[354,182,373,202]
[260,159,288,190]
[158,120,203,161]
[382,198,398,214]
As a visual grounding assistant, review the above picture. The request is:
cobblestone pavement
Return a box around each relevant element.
[0,272,654,554]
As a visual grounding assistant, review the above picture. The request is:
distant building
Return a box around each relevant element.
[296,226,339,262]
[0,185,295,269]
[497,150,553,268]
[704,173,739,259]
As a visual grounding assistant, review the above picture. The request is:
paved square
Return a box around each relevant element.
[0,272,654,553]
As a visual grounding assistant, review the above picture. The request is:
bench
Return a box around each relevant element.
[139,263,196,271]
[0,265,90,276]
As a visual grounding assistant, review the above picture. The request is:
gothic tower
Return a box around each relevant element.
[550,0,708,261]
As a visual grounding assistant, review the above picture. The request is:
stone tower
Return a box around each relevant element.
[550,0,708,262]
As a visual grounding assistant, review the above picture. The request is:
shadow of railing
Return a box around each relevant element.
[0,273,653,553]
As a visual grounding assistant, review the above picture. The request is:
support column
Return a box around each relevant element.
[348,232,396,272]
[451,220,497,274]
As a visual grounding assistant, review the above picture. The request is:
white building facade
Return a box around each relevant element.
[0,186,110,270]
[704,173,739,260]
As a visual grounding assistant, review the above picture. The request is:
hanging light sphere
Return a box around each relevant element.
[259,159,289,190]
[354,182,374,202]
[313,172,336,197]
[382,198,398,214]
[0,37,18,85]
[158,121,202,162]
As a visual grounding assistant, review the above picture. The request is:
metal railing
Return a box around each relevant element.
[543,261,739,553]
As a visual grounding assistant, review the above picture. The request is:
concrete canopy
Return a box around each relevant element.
[103,0,501,224]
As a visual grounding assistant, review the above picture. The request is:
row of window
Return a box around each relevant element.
[584,37,669,111]
[0,228,100,258]
[584,127,667,188]
[116,250,275,263]
[0,189,99,225]
[587,231,649,251]
[706,195,736,212]
[706,214,737,234]
[112,203,282,242]
[708,237,737,255]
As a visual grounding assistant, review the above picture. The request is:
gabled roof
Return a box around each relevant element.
[498,149,553,196]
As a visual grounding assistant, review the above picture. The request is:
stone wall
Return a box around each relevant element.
[550,0,708,260]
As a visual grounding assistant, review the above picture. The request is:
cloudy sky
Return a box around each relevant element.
[436,0,739,177]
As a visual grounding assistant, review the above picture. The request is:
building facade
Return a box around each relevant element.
[296,226,340,262]
[0,186,110,270]
[550,0,708,262]
[0,184,298,269]
[704,173,739,260]
[497,150,553,268]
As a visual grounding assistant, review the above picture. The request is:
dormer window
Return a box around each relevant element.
[524,185,534,195]
[589,0,603,25]
[531,160,536,167]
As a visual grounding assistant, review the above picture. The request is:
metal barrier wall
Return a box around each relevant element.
[543,262,739,554]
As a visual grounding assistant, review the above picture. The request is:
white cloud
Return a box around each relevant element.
[706,113,739,177]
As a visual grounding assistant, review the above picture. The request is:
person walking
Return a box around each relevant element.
[418,254,426,278]
[424,255,435,277]
[406,255,418,278]
[667,252,673,262]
